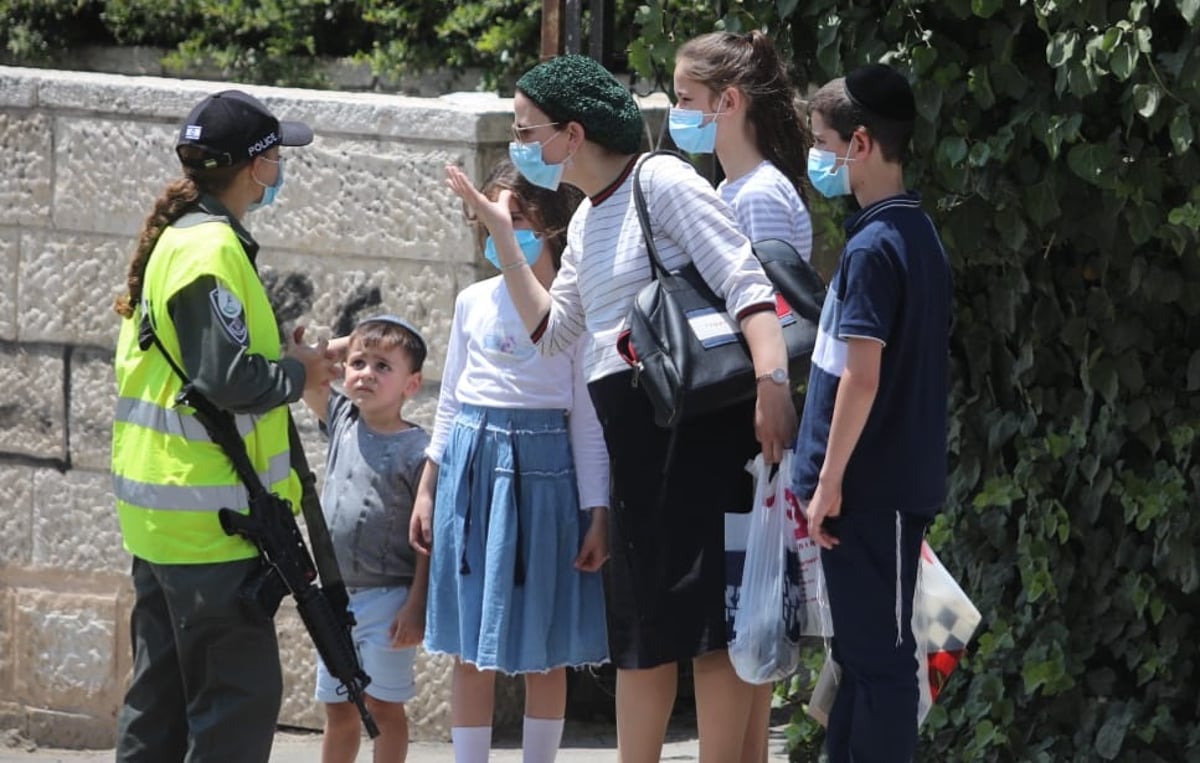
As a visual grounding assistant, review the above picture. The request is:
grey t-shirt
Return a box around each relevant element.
[320,392,429,588]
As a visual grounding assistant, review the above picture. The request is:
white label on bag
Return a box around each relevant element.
[687,307,741,348]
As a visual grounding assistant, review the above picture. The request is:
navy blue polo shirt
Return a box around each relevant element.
[791,192,952,517]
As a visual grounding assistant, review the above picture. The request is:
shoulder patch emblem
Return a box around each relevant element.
[209,285,249,345]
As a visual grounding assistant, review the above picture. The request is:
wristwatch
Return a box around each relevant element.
[756,367,789,386]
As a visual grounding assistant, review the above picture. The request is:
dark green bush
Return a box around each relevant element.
[0,0,628,89]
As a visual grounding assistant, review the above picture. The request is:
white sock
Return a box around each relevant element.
[522,716,565,763]
[451,725,492,763]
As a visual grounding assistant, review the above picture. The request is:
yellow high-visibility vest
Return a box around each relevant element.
[111,217,300,564]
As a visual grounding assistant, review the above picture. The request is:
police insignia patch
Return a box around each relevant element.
[209,285,249,345]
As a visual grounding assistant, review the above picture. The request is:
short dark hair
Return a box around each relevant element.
[809,77,914,163]
[349,319,426,373]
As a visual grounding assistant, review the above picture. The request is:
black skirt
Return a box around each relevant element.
[588,370,758,669]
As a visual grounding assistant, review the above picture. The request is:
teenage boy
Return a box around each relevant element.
[793,63,953,763]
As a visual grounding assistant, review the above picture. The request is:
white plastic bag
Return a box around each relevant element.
[729,453,802,684]
[792,493,834,639]
[913,541,982,724]
[807,540,981,727]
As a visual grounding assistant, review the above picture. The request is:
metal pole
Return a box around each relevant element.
[589,0,614,66]
[564,0,582,54]
[541,0,562,60]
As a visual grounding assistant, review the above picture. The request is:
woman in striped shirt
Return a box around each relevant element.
[446,54,796,763]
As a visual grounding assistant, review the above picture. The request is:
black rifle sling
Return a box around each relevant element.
[286,416,350,615]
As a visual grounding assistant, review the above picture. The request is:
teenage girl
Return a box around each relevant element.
[412,159,609,763]
[672,30,816,762]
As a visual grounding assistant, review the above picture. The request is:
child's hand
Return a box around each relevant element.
[410,491,434,555]
[325,335,349,380]
[288,325,335,389]
[574,507,609,573]
[389,601,425,648]
[445,164,515,240]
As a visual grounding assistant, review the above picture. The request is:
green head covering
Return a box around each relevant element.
[516,55,644,155]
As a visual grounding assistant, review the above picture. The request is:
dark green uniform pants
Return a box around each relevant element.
[116,557,282,763]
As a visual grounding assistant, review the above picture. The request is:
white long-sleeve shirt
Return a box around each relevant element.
[719,160,813,262]
[426,276,609,510]
[534,153,776,380]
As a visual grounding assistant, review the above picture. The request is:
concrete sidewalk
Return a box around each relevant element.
[0,719,794,762]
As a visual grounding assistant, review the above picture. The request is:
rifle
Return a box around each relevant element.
[177,384,380,739]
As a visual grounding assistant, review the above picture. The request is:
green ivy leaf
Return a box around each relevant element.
[777,0,801,18]
[1068,59,1100,96]
[1168,202,1200,229]
[1169,106,1195,153]
[1133,83,1163,118]
[1025,178,1062,227]
[971,0,1004,18]
[1110,43,1138,79]
[1068,142,1117,188]
[938,136,969,166]
[1094,702,1134,759]
[914,79,944,122]
[968,64,996,109]
[1134,26,1153,53]
[1047,30,1078,67]
[912,44,938,75]
[969,141,992,167]
[1178,0,1200,23]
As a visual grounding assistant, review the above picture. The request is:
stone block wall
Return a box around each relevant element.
[0,66,573,749]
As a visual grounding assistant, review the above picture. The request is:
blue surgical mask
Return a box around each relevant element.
[807,147,853,198]
[668,106,720,154]
[484,229,543,270]
[249,156,285,212]
[509,133,566,190]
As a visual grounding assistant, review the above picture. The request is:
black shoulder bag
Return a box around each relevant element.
[618,151,826,428]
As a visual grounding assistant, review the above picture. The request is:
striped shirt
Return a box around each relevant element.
[718,160,813,263]
[537,153,776,381]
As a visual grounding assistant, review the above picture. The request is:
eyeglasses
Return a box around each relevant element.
[510,121,561,145]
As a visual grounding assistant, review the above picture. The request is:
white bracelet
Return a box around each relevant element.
[500,260,529,272]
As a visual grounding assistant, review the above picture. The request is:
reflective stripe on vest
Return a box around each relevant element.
[111,449,292,511]
[114,396,258,442]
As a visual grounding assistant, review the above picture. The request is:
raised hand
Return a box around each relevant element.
[445,164,515,241]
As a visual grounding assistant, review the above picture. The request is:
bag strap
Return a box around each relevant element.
[631,150,691,281]
[630,150,698,503]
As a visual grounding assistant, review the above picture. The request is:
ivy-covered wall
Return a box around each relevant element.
[630,1,1200,760]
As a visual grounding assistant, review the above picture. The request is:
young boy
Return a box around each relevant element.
[792,63,953,762]
[302,315,431,763]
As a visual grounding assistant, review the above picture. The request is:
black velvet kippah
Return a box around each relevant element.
[845,63,916,122]
[516,55,644,155]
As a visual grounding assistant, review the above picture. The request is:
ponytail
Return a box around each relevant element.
[113,178,200,318]
[114,156,245,319]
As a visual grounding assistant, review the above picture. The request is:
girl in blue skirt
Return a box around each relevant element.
[411,160,610,763]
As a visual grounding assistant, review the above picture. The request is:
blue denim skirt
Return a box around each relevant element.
[424,404,609,673]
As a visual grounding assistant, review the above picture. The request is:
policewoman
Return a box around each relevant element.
[110,90,331,763]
